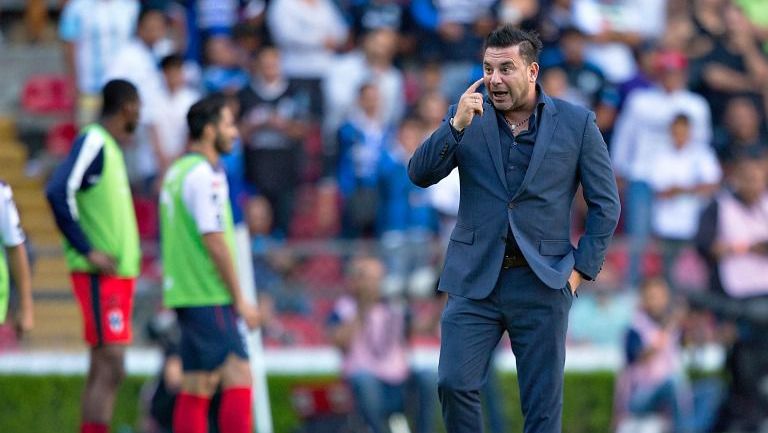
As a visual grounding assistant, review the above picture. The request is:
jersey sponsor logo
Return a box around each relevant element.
[107,309,125,333]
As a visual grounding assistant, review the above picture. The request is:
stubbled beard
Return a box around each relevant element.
[214,133,231,155]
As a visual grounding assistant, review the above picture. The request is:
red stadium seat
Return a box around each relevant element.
[21,74,75,115]
[45,121,77,158]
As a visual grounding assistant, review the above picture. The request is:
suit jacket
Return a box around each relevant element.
[408,92,620,299]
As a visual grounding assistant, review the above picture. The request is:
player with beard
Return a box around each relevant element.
[46,79,141,433]
[159,95,261,433]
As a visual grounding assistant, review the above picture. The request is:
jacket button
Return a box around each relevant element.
[508,202,516,209]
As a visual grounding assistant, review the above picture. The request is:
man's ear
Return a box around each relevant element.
[530,62,539,81]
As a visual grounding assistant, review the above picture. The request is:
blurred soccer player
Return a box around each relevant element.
[46,79,141,433]
[160,95,260,433]
[0,181,33,337]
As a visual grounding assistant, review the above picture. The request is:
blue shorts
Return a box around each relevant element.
[176,305,249,372]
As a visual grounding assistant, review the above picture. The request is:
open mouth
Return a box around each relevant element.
[491,90,508,99]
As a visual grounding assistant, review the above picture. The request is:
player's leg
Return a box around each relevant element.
[173,369,220,433]
[218,305,253,433]
[72,273,134,433]
[81,345,126,431]
[173,305,247,433]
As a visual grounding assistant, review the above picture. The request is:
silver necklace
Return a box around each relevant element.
[504,115,529,132]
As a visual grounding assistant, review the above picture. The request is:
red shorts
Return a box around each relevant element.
[71,273,135,346]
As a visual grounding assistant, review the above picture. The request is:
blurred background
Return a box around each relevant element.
[0,0,767,432]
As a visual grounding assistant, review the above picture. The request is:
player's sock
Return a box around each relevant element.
[80,422,108,433]
[218,387,253,433]
[173,393,210,433]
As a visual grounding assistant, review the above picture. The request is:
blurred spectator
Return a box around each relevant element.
[614,43,658,113]
[691,4,768,127]
[572,0,667,84]
[219,94,252,224]
[59,0,139,125]
[105,7,169,194]
[410,0,496,100]
[403,61,444,108]
[496,0,538,28]
[687,0,728,60]
[544,26,619,131]
[238,46,309,237]
[324,28,405,140]
[245,196,284,300]
[345,0,412,38]
[327,256,435,433]
[201,35,250,94]
[694,157,768,432]
[540,66,589,107]
[695,157,768,299]
[712,96,768,168]
[611,49,712,289]
[151,54,200,178]
[536,0,576,65]
[267,0,349,118]
[377,117,437,297]
[734,0,768,50]
[414,91,448,135]
[568,284,634,348]
[337,83,394,238]
[614,277,695,433]
[140,311,182,433]
[176,0,266,64]
[648,114,721,291]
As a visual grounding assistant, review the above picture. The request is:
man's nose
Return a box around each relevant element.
[490,70,502,84]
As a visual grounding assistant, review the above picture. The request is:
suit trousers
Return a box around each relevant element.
[437,265,573,433]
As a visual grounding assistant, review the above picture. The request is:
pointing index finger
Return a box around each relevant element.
[464,78,484,95]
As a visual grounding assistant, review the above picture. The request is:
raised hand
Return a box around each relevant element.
[451,78,485,132]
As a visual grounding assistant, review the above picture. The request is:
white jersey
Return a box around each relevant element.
[181,161,230,235]
[0,182,25,247]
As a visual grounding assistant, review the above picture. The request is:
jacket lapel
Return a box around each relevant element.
[480,100,508,192]
[511,94,559,200]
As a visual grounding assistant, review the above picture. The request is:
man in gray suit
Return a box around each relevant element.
[409,26,620,433]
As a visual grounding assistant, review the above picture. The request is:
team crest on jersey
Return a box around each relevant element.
[108,309,125,333]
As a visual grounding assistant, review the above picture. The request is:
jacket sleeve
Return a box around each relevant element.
[574,111,621,280]
[408,104,461,188]
[45,134,105,255]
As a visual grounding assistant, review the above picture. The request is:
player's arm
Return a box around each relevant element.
[7,244,32,336]
[0,184,33,335]
[184,166,260,329]
[201,232,252,316]
[45,133,116,273]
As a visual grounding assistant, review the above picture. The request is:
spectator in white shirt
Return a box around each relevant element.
[151,54,200,177]
[267,0,349,118]
[323,28,404,141]
[649,114,721,291]
[104,7,169,193]
[572,0,667,84]
[611,50,712,289]
[59,0,139,125]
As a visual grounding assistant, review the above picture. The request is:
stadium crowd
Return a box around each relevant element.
[1,0,768,432]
